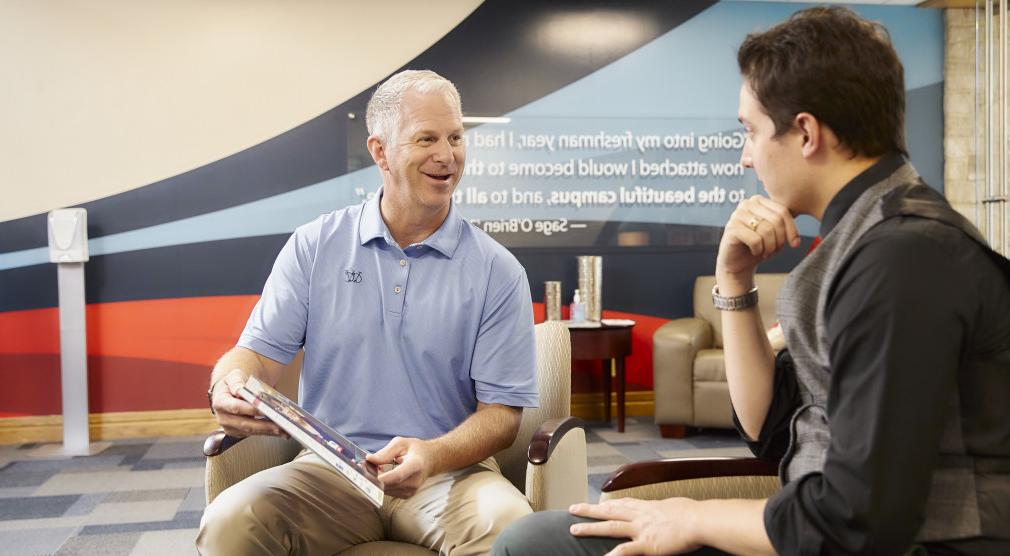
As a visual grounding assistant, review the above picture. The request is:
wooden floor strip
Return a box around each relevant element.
[1,391,655,445]
[0,409,218,445]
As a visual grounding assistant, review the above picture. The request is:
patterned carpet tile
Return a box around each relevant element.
[104,489,189,503]
[655,447,754,459]
[177,488,207,513]
[0,486,39,499]
[0,494,80,520]
[33,468,205,496]
[0,443,116,473]
[0,469,60,489]
[78,511,202,536]
[0,421,749,554]
[63,493,106,517]
[1,455,128,473]
[82,499,184,526]
[54,531,145,556]
[0,436,206,553]
[128,528,201,556]
[0,527,80,556]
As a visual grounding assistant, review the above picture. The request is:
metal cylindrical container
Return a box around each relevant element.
[544,281,562,321]
[577,255,602,321]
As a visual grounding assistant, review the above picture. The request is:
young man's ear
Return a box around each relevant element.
[367,136,389,172]
[793,112,822,158]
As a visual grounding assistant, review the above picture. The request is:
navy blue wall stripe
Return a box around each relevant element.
[0,235,287,313]
[0,223,811,318]
[341,0,718,170]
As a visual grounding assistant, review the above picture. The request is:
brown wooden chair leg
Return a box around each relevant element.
[659,424,688,439]
[616,357,625,433]
[602,359,611,424]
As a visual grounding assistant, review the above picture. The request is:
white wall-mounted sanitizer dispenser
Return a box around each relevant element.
[48,208,89,263]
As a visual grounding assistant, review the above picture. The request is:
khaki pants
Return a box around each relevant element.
[197,450,532,555]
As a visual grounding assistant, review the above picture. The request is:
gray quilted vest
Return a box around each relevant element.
[776,160,1010,542]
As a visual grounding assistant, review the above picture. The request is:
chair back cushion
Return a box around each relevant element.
[694,274,786,348]
[494,321,571,490]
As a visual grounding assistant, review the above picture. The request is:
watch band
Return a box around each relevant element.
[712,284,759,311]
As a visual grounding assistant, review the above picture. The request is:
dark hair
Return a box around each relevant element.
[737,6,906,158]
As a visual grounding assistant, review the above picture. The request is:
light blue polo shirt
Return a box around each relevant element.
[238,189,538,452]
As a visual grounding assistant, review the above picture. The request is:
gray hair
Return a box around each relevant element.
[365,69,463,144]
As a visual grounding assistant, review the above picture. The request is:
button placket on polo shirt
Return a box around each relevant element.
[378,233,404,317]
[386,245,412,316]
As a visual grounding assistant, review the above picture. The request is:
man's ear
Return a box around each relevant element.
[793,112,822,158]
[367,136,389,172]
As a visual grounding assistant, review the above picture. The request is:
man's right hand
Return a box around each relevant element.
[716,195,800,293]
[210,368,285,438]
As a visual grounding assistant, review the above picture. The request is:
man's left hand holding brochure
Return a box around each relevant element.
[238,376,385,507]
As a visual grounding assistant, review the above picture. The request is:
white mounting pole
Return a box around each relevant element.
[57,262,89,453]
[48,208,91,454]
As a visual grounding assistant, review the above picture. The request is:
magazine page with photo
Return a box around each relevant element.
[239,376,385,507]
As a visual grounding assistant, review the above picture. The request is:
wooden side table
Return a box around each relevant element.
[566,321,635,432]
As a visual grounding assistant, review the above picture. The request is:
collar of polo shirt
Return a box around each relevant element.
[357,187,464,258]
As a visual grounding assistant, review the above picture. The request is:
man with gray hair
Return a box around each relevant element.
[198,69,539,554]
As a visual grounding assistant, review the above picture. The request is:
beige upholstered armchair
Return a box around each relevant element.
[599,456,779,503]
[202,321,587,555]
[653,273,786,437]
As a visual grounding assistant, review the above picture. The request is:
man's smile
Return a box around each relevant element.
[422,171,454,183]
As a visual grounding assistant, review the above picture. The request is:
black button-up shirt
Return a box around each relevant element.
[735,154,1010,555]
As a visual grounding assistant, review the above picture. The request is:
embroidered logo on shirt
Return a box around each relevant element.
[345,270,363,283]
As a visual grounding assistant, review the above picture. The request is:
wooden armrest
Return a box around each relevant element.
[602,457,778,493]
[527,417,584,465]
[203,430,247,457]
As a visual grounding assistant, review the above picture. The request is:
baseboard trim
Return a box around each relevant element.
[571,390,654,421]
[0,409,218,445]
[0,392,657,445]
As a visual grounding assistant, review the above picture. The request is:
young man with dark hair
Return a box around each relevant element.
[493,7,1010,555]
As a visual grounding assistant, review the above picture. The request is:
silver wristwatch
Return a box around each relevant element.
[711,284,759,311]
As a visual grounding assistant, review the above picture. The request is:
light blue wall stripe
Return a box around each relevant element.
[0,247,50,270]
[510,2,942,119]
[0,167,381,271]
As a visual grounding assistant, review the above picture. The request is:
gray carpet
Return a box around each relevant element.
[0,417,747,555]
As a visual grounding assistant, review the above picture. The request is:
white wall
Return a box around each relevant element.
[0,0,482,221]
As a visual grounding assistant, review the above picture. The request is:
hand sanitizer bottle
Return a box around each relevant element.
[571,289,586,322]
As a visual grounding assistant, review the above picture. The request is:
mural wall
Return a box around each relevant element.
[0,0,944,416]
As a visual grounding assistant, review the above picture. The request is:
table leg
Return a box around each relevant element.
[602,359,611,424]
[616,357,626,432]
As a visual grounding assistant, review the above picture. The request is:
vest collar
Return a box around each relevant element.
[820,152,906,237]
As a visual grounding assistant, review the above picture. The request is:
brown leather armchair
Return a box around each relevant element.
[652,274,786,437]
[202,321,588,555]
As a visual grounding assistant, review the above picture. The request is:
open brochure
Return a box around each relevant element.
[238,376,384,507]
